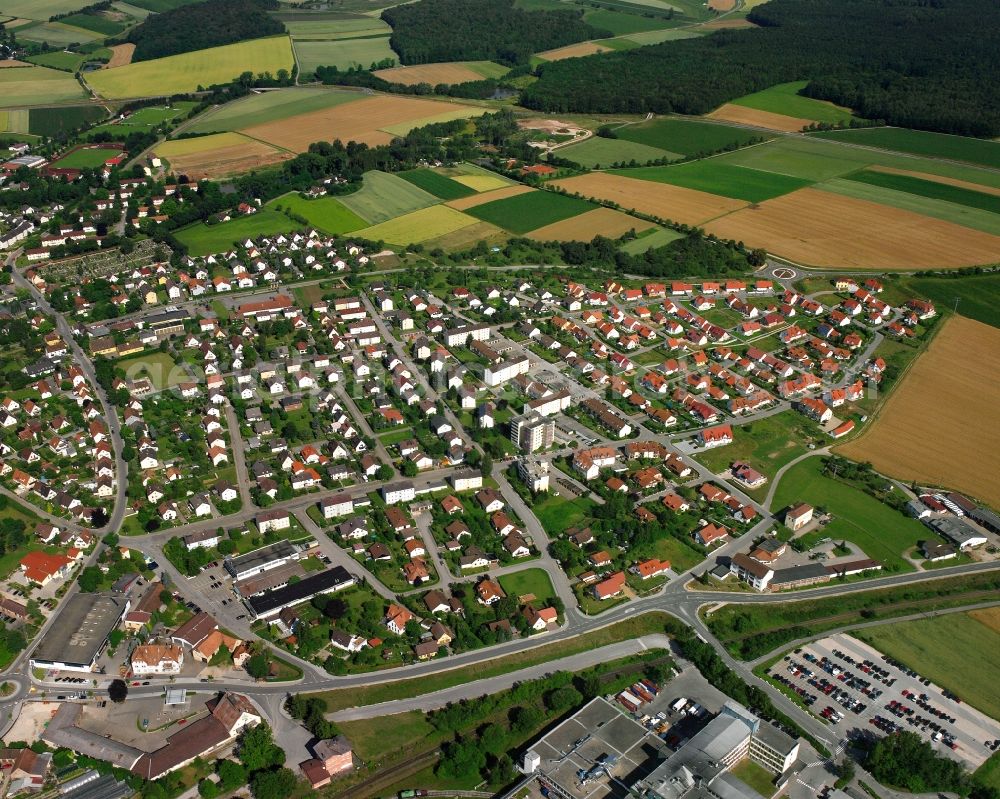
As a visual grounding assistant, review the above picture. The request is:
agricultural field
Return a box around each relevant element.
[373,61,508,86]
[771,456,927,572]
[355,205,481,246]
[398,169,476,201]
[240,94,483,151]
[445,183,535,210]
[707,104,810,133]
[0,64,88,108]
[855,611,1000,721]
[87,101,195,137]
[463,189,596,234]
[292,37,396,74]
[611,161,813,202]
[59,10,128,35]
[844,169,1000,214]
[728,81,855,125]
[615,28,702,44]
[618,226,684,253]
[272,11,392,38]
[85,35,295,99]
[29,105,106,136]
[837,315,1000,508]
[13,20,103,47]
[25,50,87,72]
[174,210,296,257]
[185,87,362,135]
[337,171,440,224]
[123,0,203,10]
[103,43,135,68]
[266,193,367,235]
[526,206,656,241]
[551,172,746,225]
[812,126,1000,170]
[536,41,612,61]
[558,135,676,168]
[897,272,1000,330]
[153,132,291,180]
[51,145,122,168]
[615,117,767,157]
[0,0,95,19]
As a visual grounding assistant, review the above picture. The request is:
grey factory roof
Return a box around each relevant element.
[31,593,128,669]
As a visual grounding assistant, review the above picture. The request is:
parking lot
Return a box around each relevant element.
[186,561,242,612]
[770,633,1000,769]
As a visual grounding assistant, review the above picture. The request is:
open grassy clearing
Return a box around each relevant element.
[266,193,367,235]
[812,126,1000,170]
[354,205,479,246]
[398,168,476,200]
[531,493,598,536]
[117,351,186,389]
[731,81,854,124]
[837,315,1000,508]
[844,169,1000,214]
[87,102,193,136]
[527,206,656,241]
[619,226,684,253]
[373,61,507,85]
[558,135,677,167]
[855,612,1000,721]
[186,87,362,134]
[464,189,596,234]
[337,170,441,224]
[52,146,121,168]
[498,568,557,605]
[59,11,127,35]
[87,36,294,99]
[617,117,767,157]
[292,36,395,74]
[0,64,87,108]
[174,210,296,257]
[771,456,927,572]
[612,161,813,202]
[25,50,87,71]
[13,21,102,46]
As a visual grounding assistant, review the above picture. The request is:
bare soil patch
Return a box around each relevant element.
[104,43,135,69]
[969,607,1000,635]
[0,59,29,68]
[527,206,655,241]
[836,315,1000,508]
[708,0,736,9]
[704,187,1000,269]
[707,103,810,132]
[373,62,486,86]
[537,41,612,61]
[551,171,746,225]
[445,183,535,210]
[164,139,292,180]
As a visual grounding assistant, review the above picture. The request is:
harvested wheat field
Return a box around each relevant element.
[969,607,1000,635]
[446,183,535,210]
[373,61,500,86]
[551,172,746,225]
[708,0,736,9]
[707,103,810,132]
[0,59,29,68]
[242,95,480,151]
[705,187,1000,269]
[868,166,1000,198]
[451,174,511,192]
[537,42,612,61]
[837,316,1000,508]
[699,17,756,28]
[527,207,655,241]
[155,132,291,180]
[104,43,135,69]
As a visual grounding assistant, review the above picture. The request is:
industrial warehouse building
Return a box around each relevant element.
[29,593,128,673]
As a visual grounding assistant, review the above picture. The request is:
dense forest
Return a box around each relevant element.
[381,0,609,66]
[521,0,1000,137]
[125,0,284,62]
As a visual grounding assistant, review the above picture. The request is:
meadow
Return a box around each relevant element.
[837,315,1000,508]
[399,169,476,201]
[855,611,1000,720]
[813,126,1000,170]
[0,65,87,108]
[59,11,128,35]
[87,102,194,137]
[900,272,1000,330]
[730,81,854,124]
[464,189,596,234]
[52,146,122,168]
[355,205,479,246]
[611,161,812,202]
[267,193,367,235]
[30,105,106,136]
[337,171,441,224]
[292,36,395,74]
[13,21,103,47]
[174,210,295,256]
[26,50,87,72]
[618,226,684,253]
[558,135,676,168]
[185,87,362,135]
[86,36,294,98]
[616,117,766,157]
[0,0,97,19]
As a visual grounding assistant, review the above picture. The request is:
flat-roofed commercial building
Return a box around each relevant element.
[225,539,302,581]
[246,566,355,619]
[30,593,128,672]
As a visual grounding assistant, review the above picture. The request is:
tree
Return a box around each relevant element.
[250,768,296,799]
[479,722,507,755]
[245,653,270,680]
[108,679,128,703]
[375,464,394,481]
[197,779,218,799]
[77,566,101,593]
[480,452,493,477]
[216,760,247,792]
[238,723,285,773]
[544,685,582,712]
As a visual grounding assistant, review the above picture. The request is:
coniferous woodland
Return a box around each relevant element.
[520,0,1000,137]
[381,0,609,66]
[124,0,284,61]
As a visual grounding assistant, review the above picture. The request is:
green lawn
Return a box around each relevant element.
[616,117,766,157]
[465,190,595,234]
[377,427,413,446]
[498,568,557,605]
[812,126,1000,170]
[52,146,122,169]
[558,135,677,168]
[642,534,704,573]
[732,81,854,124]
[399,169,476,200]
[771,457,926,572]
[174,210,297,256]
[117,351,185,389]
[855,610,1000,720]
[266,192,367,235]
[730,760,776,798]
[338,170,441,225]
[612,161,812,203]
[531,493,597,536]
[977,752,1000,794]
[619,227,685,254]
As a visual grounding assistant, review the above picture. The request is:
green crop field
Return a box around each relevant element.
[819,177,1000,236]
[86,36,294,99]
[125,0,201,9]
[292,36,395,74]
[275,12,392,38]
[266,193,367,235]
[186,87,362,134]
[112,1,152,18]
[338,171,440,224]
[845,169,1000,215]
[617,118,767,157]
[26,50,87,72]
[856,612,1000,721]
[582,7,673,35]
[812,126,1000,170]
[772,456,927,572]
[612,161,813,202]
[466,190,595,234]
[87,102,193,137]
[52,146,121,168]
[900,273,1000,330]
[174,209,297,256]
[399,169,476,200]
[617,28,701,45]
[31,105,106,136]
[0,65,88,109]
[59,11,127,34]
[732,81,854,124]
[498,568,557,605]
[355,205,478,245]
[618,226,684,254]
[559,135,677,168]
[13,20,102,46]
[0,0,95,19]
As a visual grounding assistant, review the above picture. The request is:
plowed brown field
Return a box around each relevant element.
[707,103,810,132]
[104,43,135,69]
[837,315,1000,508]
[527,207,655,241]
[373,62,487,86]
[537,42,612,60]
[158,134,291,179]
[551,172,746,225]
[705,187,1000,269]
